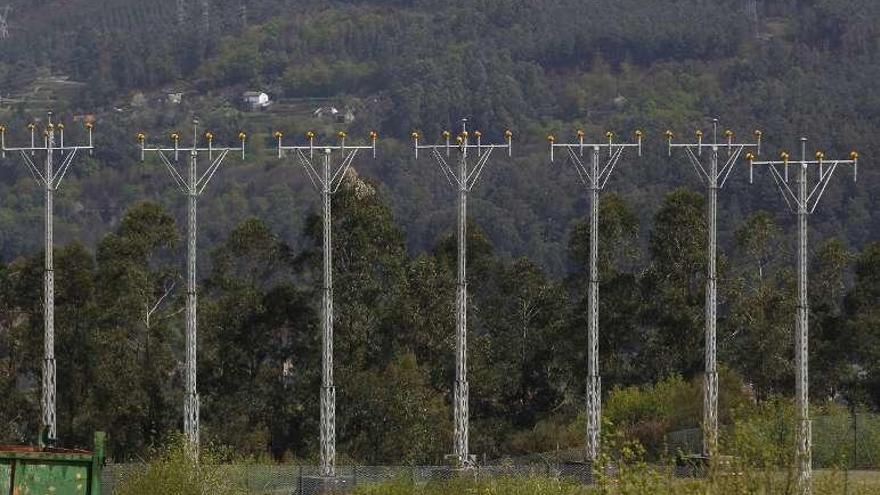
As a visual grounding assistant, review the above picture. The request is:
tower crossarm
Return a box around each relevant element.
[549,130,642,190]
[138,124,246,196]
[276,131,377,194]
[1,119,94,189]
[412,127,513,193]
[667,123,762,188]
[749,149,858,213]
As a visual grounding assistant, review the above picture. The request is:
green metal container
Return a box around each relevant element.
[0,432,105,495]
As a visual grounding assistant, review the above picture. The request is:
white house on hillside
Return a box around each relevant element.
[242,91,271,111]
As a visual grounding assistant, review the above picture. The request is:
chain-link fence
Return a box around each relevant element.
[99,413,880,493]
[101,462,593,494]
[664,412,880,470]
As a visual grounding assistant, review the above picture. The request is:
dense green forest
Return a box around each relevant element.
[1,180,879,463]
[0,0,876,271]
[0,0,878,463]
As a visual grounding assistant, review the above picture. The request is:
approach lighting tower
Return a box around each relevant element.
[666,120,761,457]
[748,139,858,494]
[0,5,10,40]
[413,120,512,467]
[1,113,93,443]
[274,129,378,478]
[548,128,642,462]
[138,118,247,451]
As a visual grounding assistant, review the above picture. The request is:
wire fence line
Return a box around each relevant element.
[665,413,880,470]
[99,414,880,493]
[101,463,594,494]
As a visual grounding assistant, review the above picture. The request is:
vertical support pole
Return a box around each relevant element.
[89,431,106,495]
[184,148,200,451]
[454,149,470,466]
[586,146,601,462]
[177,0,185,25]
[795,138,812,494]
[320,149,336,477]
[704,147,719,457]
[43,114,57,442]
[201,0,210,32]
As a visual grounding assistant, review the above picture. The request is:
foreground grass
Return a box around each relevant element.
[352,470,880,495]
[111,453,880,495]
[353,475,593,495]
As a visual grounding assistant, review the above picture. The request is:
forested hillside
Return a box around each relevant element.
[0,0,877,271]
[0,0,878,462]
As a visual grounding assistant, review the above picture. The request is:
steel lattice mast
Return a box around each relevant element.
[748,140,858,495]
[666,120,761,457]
[275,129,378,478]
[138,118,247,451]
[0,5,10,40]
[1,113,94,443]
[548,129,642,462]
[412,121,512,466]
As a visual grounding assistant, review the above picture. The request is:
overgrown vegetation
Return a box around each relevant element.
[112,436,246,495]
[106,397,880,494]
[349,403,880,494]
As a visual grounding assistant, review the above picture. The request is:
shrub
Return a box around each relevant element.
[112,436,246,495]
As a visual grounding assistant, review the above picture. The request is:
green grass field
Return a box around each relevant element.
[350,470,880,495]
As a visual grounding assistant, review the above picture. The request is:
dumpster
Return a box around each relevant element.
[0,431,105,495]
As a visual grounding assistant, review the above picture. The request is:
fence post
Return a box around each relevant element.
[853,409,858,469]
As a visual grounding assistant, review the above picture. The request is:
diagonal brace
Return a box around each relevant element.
[431,149,461,188]
[768,165,800,212]
[157,151,189,193]
[718,147,745,188]
[684,147,710,185]
[466,148,494,191]
[331,149,359,193]
[807,162,840,214]
[296,149,324,191]
[197,149,230,195]
[18,150,48,187]
[566,147,592,187]
[598,146,625,189]
[52,149,79,190]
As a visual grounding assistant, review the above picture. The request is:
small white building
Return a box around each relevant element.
[313,106,355,124]
[242,91,271,111]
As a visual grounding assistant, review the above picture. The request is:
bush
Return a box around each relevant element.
[112,436,246,495]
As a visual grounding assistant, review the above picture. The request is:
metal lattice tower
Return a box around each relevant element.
[748,140,859,495]
[275,129,378,478]
[413,121,513,467]
[549,129,642,462]
[0,5,10,40]
[177,0,186,26]
[0,113,94,443]
[201,0,210,32]
[666,121,761,457]
[138,119,247,451]
[745,0,759,38]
